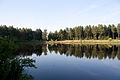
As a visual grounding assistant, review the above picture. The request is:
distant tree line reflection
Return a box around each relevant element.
[18,44,120,60]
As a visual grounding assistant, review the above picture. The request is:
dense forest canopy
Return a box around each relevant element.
[48,24,120,40]
[0,24,120,41]
[0,25,46,41]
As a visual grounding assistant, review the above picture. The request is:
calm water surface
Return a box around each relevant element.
[19,44,120,80]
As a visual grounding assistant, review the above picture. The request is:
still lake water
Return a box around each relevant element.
[19,44,120,80]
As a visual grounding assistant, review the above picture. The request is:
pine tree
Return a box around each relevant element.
[98,24,104,39]
[92,25,98,40]
[111,24,116,39]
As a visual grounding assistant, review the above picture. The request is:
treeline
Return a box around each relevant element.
[48,24,120,40]
[0,25,47,41]
[1,24,120,41]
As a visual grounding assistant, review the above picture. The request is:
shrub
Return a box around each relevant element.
[101,36,104,40]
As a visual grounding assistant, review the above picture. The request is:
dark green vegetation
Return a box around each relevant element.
[1,24,120,42]
[0,39,36,80]
[48,24,120,40]
[0,25,47,41]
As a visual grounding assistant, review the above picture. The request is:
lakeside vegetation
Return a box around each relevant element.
[0,24,120,44]
[0,25,47,41]
[0,39,36,80]
[48,24,120,41]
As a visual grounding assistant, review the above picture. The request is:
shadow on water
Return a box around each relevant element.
[18,44,120,60]
[0,40,36,80]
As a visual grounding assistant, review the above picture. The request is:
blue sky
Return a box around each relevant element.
[0,0,120,32]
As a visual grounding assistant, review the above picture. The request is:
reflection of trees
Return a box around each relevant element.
[74,45,84,58]
[84,45,92,59]
[117,45,120,60]
[0,40,36,80]
[68,45,74,56]
[18,44,120,60]
[48,44,120,60]
[92,46,98,58]
[18,44,43,56]
[42,44,47,55]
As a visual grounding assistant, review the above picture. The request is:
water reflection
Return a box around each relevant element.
[17,44,120,80]
[18,44,120,60]
[1,42,120,80]
[18,44,120,80]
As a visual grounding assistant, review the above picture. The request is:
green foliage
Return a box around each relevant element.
[104,36,109,40]
[0,39,19,60]
[84,25,92,39]
[0,40,36,80]
[92,26,98,40]
[98,36,101,40]
[47,24,119,41]
[101,36,105,40]
[42,29,47,40]
[0,25,43,41]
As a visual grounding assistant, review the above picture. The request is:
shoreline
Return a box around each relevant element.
[46,40,120,44]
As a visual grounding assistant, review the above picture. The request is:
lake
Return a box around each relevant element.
[18,44,120,80]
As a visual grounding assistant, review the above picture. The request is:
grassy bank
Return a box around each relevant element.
[46,40,120,44]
